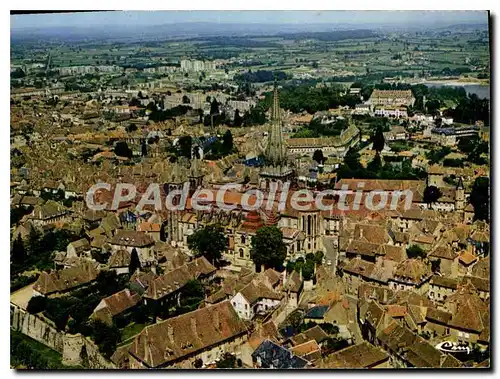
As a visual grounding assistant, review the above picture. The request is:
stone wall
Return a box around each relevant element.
[63,334,116,369]
[11,303,115,369]
[10,303,64,353]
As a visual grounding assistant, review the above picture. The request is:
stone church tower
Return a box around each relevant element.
[259,81,294,190]
[455,176,465,212]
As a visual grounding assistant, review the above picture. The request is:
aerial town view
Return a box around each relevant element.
[10,10,490,369]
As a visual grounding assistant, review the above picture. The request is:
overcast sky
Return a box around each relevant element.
[11,10,489,29]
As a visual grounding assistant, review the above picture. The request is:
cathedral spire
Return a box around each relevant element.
[271,79,281,123]
[265,80,287,166]
[260,79,293,186]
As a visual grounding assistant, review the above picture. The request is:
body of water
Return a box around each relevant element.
[423,82,490,100]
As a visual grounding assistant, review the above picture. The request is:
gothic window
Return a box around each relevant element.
[241,235,246,244]
[239,249,244,258]
[308,215,312,235]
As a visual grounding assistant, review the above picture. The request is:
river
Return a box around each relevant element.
[423,82,490,100]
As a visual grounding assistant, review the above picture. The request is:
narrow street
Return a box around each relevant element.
[345,293,363,344]
[322,237,339,274]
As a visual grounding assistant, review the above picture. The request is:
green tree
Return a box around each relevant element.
[366,153,382,174]
[407,245,426,259]
[371,125,385,153]
[313,149,325,164]
[305,252,315,262]
[250,226,287,271]
[187,224,228,267]
[222,130,233,154]
[470,177,489,222]
[337,147,365,179]
[90,320,121,358]
[423,185,442,208]
[210,98,219,115]
[314,251,324,265]
[287,310,303,330]
[95,270,123,295]
[216,352,237,368]
[114,141,132,158]
[181,279,203,300]
[26,295,46,314]
[11,234,26,264]
[286,260,296,273]
[177,135,192,159]
[234,109,243,127]
[301,259,315,281]
[323,337,349,354]
[27,227,42,256]
[129,248,141,274]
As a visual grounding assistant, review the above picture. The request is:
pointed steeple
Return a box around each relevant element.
[271,79,281,123]
[265,80,287,167]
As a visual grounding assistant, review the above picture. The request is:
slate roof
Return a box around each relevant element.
[426,307,452,325]
[206,273,256,304]
[318,342,389,368]
[93,289,141,323]
[30,200,67,220]
[110,230,154,248]
[430,275,458,289]
[130,270,158,291]
[144,256,216,300]
[445,281,488,333]
[393,259,431,284]
[108,249,131,268]
[284,270,303,293]
[290,325,329,346]
[471,257,490,279]
[358,284,394,305]
[428,243,456,260]
[304,305,329,320]
[129,301,248,368]
[460,275,489,293]
[33,260,98,295]
[68,238,90,254]
[289,340,322,362]
[239,280,282,305]
[252,339,308,369]
[263,268,281,287]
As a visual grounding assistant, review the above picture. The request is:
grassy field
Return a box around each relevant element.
[10,331,82,370]
[119,322,148,346]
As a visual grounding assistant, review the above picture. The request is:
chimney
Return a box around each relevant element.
[213,311,220,331]
[191,317,197,336]
[167,324,174,344]
[383,289,388,304]
[283,268,287,284]
[359,228,364,240]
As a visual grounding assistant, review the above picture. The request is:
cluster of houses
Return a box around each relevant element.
[10,81,489,369]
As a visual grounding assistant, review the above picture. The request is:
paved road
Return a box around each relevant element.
[345,294,363,344]
[323,236,339,274]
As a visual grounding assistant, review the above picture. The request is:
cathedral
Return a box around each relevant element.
[162,82,326,269]
[140,82,469,273]
[259,81,295,191]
